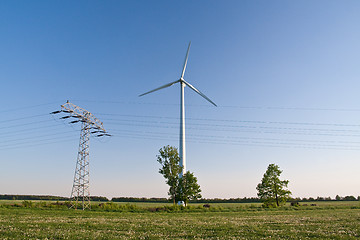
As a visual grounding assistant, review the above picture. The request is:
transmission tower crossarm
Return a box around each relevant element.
[61,101,106,133]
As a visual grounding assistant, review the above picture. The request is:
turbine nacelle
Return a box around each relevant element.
[139,78,216,107]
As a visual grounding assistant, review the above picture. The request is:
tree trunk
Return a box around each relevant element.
[275,186,279,207]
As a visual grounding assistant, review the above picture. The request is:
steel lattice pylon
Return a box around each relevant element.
[71,119,91,210]
[52,101,110,210]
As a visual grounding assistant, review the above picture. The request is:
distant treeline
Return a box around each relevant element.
[1,195,359,202]
[112,197,269,203]
[190,197,261,203]
[111,197,169,203]
[111,196,360,203]
[0,195,68,201]
[0,195,108,202]
[110,197,261,203]
[292,195,360,202]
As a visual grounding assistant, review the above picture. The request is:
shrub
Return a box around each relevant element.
[262,202,277,208]
[22,200,34,208]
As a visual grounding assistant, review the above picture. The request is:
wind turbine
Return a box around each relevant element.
[139,42,217,178]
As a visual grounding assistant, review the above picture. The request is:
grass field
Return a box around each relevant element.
[0,201,360,239]
[1,199,357,207]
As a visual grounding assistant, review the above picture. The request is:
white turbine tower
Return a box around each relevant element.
[139,42,217,178]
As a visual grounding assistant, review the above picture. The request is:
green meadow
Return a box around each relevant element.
[0,201,360,239]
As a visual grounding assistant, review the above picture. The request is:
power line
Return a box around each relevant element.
[0,130,79,144]
[0,124,69,137]
[0,135,79,150]
[0,102,60,113]
[3,119,360,149]
[104,118,360,132]
[2,130,359,151]
[2,102,360,152]
[95,113,360,127]
[0,120,51,130]
[0,137,79,151]
[108,129,360,144]
[4,126,360,150]
[73,99,360,112]
[1,116,359,137]
[103,128,360,150]
[112,134,360,151]
[0,114,49,123]
[2,125,360,151]
[106,122,360,137]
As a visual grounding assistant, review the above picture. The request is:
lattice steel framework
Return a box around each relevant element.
[52,101,110,210]
[71,118,91,210]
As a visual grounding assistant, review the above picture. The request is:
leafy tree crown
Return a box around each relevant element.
[256,163,291,207]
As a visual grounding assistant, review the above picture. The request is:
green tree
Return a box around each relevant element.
[177,171,202,207]
[157,145,183,204]
[256,163,291,207]
[344,195,356,201]
[157,146,202,206]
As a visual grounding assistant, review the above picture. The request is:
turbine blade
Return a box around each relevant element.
[180,42,191,79]
[184,81,217,107]
[139,80,180,97]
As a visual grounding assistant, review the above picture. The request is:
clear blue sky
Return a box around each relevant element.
[1,0,360,199]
